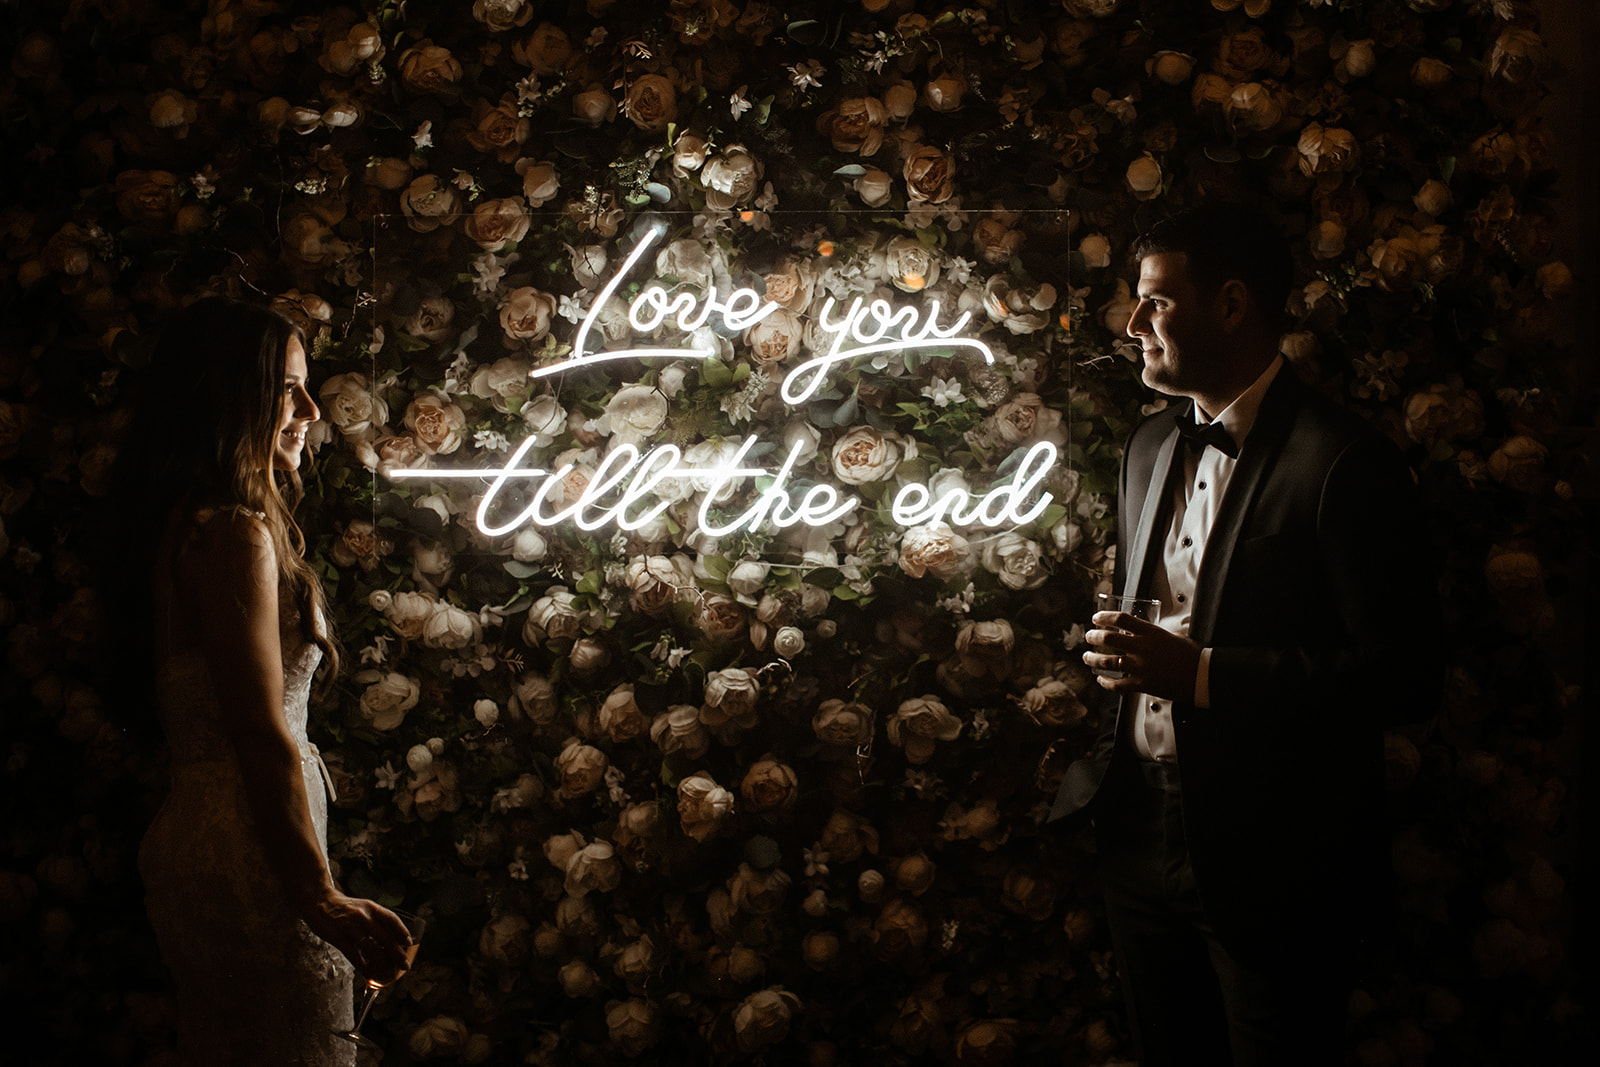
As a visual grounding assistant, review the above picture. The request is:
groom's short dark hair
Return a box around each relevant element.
[1131,203,1293,329]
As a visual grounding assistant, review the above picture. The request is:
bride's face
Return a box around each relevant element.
[273,337,320,471]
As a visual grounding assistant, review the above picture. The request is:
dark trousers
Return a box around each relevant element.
[1095,760,1349,1067]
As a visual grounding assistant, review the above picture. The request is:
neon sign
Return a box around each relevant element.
[389,226,1063,539]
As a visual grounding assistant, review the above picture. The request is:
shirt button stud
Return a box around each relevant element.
[1197,481,1207,490]
[1177,593,1186,604]
[1182,536,1192,547]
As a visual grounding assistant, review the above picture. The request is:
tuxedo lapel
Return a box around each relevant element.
[1188,372,1302,644]
[1121,409,1186,600]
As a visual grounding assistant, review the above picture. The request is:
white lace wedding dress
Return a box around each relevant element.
[139,630,356,1066]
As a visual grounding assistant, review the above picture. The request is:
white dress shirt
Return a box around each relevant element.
[1133,356,1284,763]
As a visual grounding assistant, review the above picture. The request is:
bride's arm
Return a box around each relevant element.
[184,510,412,981]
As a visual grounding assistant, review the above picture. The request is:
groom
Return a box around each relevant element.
[1051,204,1439,1065]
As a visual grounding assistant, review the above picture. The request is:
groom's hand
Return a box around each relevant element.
[1083,610,1202,701]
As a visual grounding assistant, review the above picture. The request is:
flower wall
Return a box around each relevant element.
[0,0,1588,1063]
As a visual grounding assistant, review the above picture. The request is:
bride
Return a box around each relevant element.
[115,297,413,1065]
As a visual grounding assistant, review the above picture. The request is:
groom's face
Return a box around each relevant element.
[1128,252,1224,400]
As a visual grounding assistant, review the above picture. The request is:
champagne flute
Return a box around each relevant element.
[333,909,425,1051]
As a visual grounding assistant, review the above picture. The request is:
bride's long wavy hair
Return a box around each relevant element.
[108,297,340,700]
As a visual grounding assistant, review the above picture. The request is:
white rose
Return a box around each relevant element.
[404,393,467,455]
[512,671,558,723]
[772,626,805,658]
[726,560,770,604]
[702,667,759,726]
[566,243,608,289]
[1077,233,1111,269]
[521,394,567,445]
[524,586,583,645]
[516,158,560,207]
[469,357,531,413]
[745,308,803,366]
[1125,153,1164,200]
[881,236,940,293]
[656,360,692,398]
[385,590,437,639]
[625,555,688,615]
[319,373,388,438]
[359,672,420,730]
[898,523,972,580]
[701,144,762,210]
[473,699,500,728]
[511,528,547,562]
[980,531,1049,590]
[423,602,482,649]
[602,384,668,446]
[853,167,893,207]
[782,420,822,466]
[655,239,715,289]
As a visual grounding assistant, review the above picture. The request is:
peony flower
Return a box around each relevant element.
[872,898,928,960]
[831,426,902,485]
[465,96,529,162]
[598,683,648,743]
[623,73,678,132]
[555,739,608,797]
[898,524,972,580]
[399,174,462,233]
[902,144,955,204]
[1213,25,1276,80]
[957,619,1015,677]
[524,586,584,645]
[601,384,668,446]
[678,772,735,842]
[472,0,533,32]
[404,393,467,455]
[887,696,962,764]
[726,559,771,604]
[727,861,792,914]
[816,97,888,156]
[989,393,1067,448]
[1489,27,1546,85]
[559,959,604,998]
[879,235,942,292]
[358,672,420,730]
[478,913,532,969]
[1403,382,1485,447]
[382,590,437,640]
[653,705,712,759]
[1226,82,1282,133]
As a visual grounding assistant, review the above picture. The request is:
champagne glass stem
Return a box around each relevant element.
[352,982,380,1034]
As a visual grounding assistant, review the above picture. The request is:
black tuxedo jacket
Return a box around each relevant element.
[1051,368,1440,958]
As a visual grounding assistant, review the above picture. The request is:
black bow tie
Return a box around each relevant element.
[1175,417,1239,459]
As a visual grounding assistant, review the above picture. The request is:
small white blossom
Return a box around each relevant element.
[508,857,530,881]
[474,429,509,452]
[936,582,976,614]
[191,172,215,199]
[920,376,965,408]
[803,848,830,878]
[374,761,402,790]
[788,60,825,89]
[471,250,518,295]
[729,85,752,118]
[557,292,587,323]
[412,120,434,150]
[358,634,391,665]
[443,350,475,394]
[755,182,779,212]
[585,27,607,48]
[1062,623,1087,650]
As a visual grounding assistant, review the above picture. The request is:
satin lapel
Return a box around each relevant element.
[1121,411,1185,600]
[1189,372,1302,644]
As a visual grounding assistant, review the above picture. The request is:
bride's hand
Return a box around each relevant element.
[304,891,414,984]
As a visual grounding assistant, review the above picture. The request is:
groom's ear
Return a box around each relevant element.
[1214,278,1250,334]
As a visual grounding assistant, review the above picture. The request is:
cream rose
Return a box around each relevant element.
[422,601,481,649]
[1125,153,1164,200]
[702,144,762,210]
[693,592,748,645]
[564,841,622,897]
[398,42,462,93]
[984,276,1058,335]
[499,286,557,347]
[979,531,1049,590]
[816,97,888,156]
[319,373,388,438]
[812,699,874,748]
[570,84,617,126]
[402,295,455,342]
[990,392,1067,447]
[678,773,735,843]
[740,758,799,814]
[399,173,462,233]
[1297,123,1359,178]
[746,308,803,365]
[898,523,972,580]
[523,586,584,645]
[881,236,941,293]
[598,683,647,743]
[555,739,607,797]
[625,556,689,615]
[358,672,420,730]
[623,73,677,132]
[702,667,760,727]
[463,196,532,252]
[402,393,466,456]
[902,144,955,204]
[602,384,669,446]
[853,167,893,207]
[886,696,962,764]
[516,22,573,75]
[831,426,902,485]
